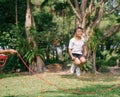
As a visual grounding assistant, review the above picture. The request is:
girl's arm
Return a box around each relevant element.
[82,44,87,58]
[68,49,76,60]
[0,49,17,55]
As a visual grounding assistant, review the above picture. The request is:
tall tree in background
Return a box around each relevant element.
[67,0,120,73]
[25,0,44,73]
[67,0,120,39]
[15,0,18,25]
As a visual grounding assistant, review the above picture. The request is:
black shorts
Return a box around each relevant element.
[72,53,83,59]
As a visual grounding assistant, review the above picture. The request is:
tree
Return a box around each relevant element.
[25,0,44,73]
[67,0,120,73]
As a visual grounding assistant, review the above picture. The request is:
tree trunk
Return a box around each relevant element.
[25,0,44,73]
[15,0,18,26]
[74,0,81,27]
[93,50,97,74]
[25,0,33,43]
[36,55,44,73]
[116,59,119,67]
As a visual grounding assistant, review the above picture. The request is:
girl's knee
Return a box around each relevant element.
[79,60,86,66]
[74,58,81,65]
[80,57,86,62]
[82,59,86,63]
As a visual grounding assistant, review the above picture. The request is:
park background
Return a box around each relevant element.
[0,0,120,97]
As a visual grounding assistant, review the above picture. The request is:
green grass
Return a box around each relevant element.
[0,72,120,97]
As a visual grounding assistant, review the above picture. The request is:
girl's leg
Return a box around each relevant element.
[79,57,86,66]
[70,63,75,74]
[74,58,81,65]
[76,66,81,77]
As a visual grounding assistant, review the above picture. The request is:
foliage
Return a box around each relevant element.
[80,60,93,71]
[87,27,103,51]
[0,0,120,72]
[24,48,45,64]
[98,66,110,73]
[31,0,44,5]
[3,54,27,73]
[35,11,57,41]
[101,50,119,66]
[98,29,120,67]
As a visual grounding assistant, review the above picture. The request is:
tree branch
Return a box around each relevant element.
[74,0,80,13]
[88,0,94,14]
[100,24,120,41]
[92,2,104,27]
[80,0,87,18]
[67,0,82,21]
[105,5,120,15]
[85,0,104,33]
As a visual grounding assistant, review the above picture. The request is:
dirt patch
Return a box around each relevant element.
[45,63,62,72]
[108,66,120,75]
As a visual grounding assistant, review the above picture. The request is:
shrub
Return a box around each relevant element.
[98,66,110,73]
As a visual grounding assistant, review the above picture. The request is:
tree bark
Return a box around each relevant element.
[25,0,44,73]
[93,50,97,73]
[67,0,82,22]
[15,0,18,26]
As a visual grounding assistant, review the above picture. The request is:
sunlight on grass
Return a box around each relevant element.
[0,72,120,97]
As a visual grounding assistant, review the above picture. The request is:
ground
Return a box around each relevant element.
[0,64,120,97]
[45,63,120,76]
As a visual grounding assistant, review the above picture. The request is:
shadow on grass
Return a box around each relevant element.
[60,73,118,82]
[3,85,120,97]
[4,95,30,97]
[40,84,120,97]
[0,72,32,79]
[60,74,77,79]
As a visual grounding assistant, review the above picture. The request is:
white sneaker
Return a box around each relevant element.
[70,63,75,74]
[76,67,81,77]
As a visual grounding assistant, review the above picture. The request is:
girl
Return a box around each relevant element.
[68,27,87,77]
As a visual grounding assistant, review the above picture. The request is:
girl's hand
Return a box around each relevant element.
[9,49,18,54]
[71,56,76,61]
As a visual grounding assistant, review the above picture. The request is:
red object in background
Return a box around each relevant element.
[0,55,8,59]
[0,54,8,67]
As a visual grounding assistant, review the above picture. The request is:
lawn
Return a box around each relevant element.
[0,72,120,97]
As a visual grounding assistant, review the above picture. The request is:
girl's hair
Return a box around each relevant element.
[73,27,83,35]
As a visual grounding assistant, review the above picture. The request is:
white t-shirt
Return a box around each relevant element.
[68,37,85,54]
